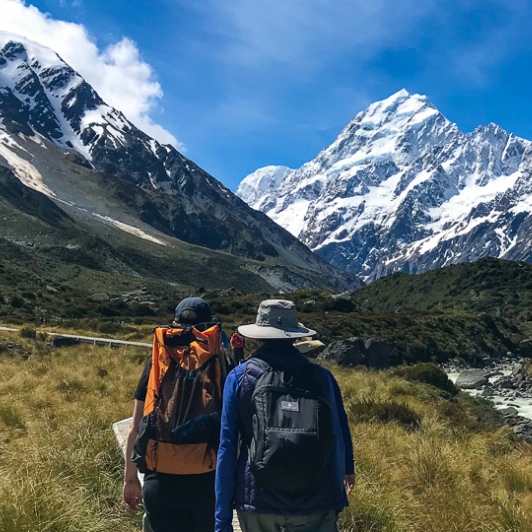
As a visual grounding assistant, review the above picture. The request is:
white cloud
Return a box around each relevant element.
[0,0,182,149]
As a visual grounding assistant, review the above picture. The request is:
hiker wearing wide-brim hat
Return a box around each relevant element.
[238,299,316,339]
[294,323,326,355]
[216,299,355,532]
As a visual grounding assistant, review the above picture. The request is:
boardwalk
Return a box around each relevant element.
[0,326,152,348]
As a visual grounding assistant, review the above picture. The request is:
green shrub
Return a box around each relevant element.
[10,296,24,308]
[348,399,421,430]
[21,291,36,300]
[0,406,26,429]
[20,327,37,339]
[98,322,122,335]
[393,363,459,396]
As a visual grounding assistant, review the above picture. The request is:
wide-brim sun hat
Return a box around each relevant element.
[294,339,326,354]
[238,299,316,339]
[293,323,325,354]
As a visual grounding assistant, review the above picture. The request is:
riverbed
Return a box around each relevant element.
[447,369,532,421]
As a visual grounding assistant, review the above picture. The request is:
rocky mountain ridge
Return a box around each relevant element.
[238,89,532,281]
[0,32,360,292]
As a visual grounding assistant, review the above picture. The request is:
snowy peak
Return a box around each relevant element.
[237,90,532,281]
[0,31,139,160]
[357,89,436,130]
[236,165,294,206]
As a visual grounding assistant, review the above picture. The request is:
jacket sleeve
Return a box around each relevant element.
[331,375,355,475]
[215,368,241,532]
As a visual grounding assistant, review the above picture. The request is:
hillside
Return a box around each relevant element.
[0,32,359,294]
[353,257,532,318]
[2,258,530,366]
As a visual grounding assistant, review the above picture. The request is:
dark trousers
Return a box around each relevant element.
[232,347,245,365]
[237,510,338,532]
[142,471,215,532]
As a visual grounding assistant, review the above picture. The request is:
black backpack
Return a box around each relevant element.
[248,358,334,494]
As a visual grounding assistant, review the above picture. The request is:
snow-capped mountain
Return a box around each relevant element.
[238,89,532,281]
[236,165,293,206]
[0,32,360,292]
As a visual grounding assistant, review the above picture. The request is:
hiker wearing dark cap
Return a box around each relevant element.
[123,297,230,532]
[215,300,355,532]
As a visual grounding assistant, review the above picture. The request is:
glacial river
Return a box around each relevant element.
[447,370,532,421]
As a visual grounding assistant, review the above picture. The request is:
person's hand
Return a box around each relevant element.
[344,474,355,495]
[123,479,142,512]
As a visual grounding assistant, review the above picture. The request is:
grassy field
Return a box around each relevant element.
[1,331,532,531]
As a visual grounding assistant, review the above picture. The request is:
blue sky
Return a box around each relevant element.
[4,0,532,190]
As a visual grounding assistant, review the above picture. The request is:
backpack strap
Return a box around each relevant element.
[247,356,271,373]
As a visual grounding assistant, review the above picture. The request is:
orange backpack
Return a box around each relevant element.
[132,323,227,475]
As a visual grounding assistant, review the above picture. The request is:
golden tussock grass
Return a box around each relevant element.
[0,334,531,531]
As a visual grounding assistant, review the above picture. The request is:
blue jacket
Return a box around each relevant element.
[215,342,354,532]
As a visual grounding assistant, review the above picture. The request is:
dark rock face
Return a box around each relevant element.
[319,337,391,368]
[327,337,366,366]
[364,338,391,369]
[519,339,532,357]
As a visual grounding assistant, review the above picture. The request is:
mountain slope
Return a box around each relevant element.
[238,90,532,281]
[0,32,360,292]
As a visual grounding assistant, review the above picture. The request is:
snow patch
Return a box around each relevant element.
[0,134,55,197]
[92,213,168,246]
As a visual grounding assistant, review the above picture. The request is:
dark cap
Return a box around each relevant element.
[174,297,212,325]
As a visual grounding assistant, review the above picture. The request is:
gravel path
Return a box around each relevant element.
[232,513,242,531]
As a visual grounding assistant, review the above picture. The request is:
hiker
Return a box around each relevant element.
[123,297,229,532]
[230,330,245,365]
[293,322,325,355]
[215,299,355,532]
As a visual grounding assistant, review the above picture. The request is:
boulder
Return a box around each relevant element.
[499,407,519,417]
[455,369,490,389]
[512,363,524,376]
[319,337,367,367]
[364,338,391,369]
[519,339,532,358]
[493,376,515,389]
[481,387,495,397]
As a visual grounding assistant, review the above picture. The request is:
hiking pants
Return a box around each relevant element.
[236,510,338,532]
[142,471,215,532]
[232,347,244,366]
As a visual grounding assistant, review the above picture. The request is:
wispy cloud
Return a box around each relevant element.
[175,0,531,134]
[184,0,455,78]
[59,0,83,8]
[0,0,181,148]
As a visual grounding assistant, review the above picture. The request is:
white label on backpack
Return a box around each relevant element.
[281,400,299,412]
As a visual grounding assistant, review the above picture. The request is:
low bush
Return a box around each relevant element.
[0,405,26,430]
[19,327,37,339]
[98,322,122,335]
[392,363,459,396]
[348,399,421,430]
